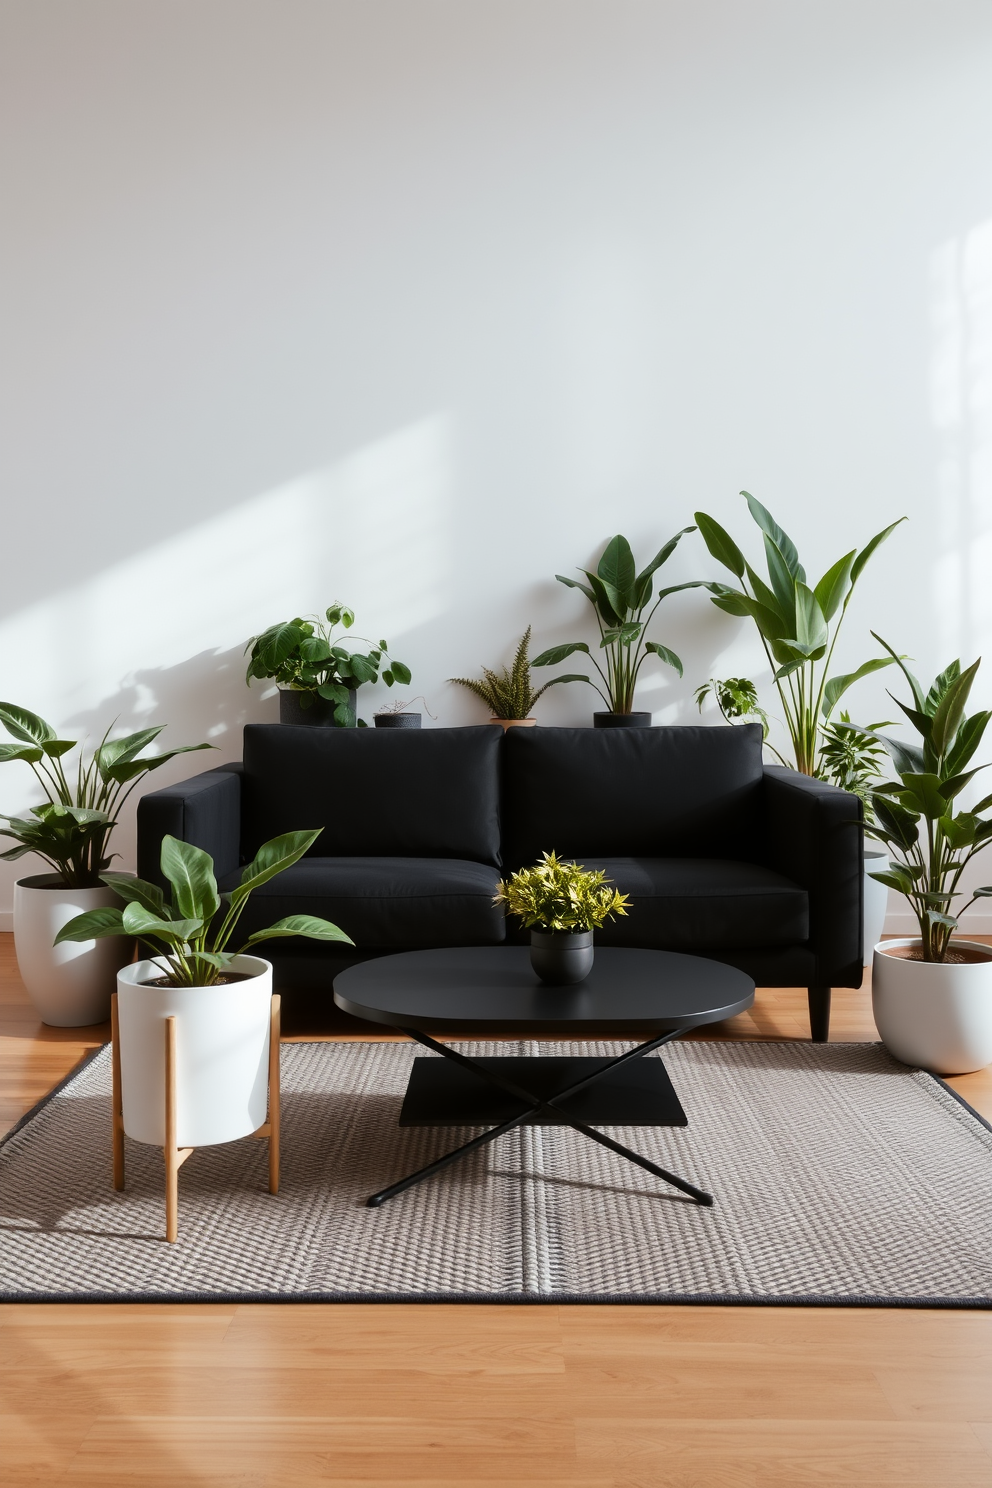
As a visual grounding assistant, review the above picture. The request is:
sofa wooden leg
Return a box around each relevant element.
[808,986,831,1043]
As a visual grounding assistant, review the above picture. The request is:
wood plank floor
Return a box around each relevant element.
[2,931,992,1487]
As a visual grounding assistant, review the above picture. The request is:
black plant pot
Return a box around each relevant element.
[278,688,357,727]
[593,711,652,729]
[374,713,422,729]
[529,929,595,986]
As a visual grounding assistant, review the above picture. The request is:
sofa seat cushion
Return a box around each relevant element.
[220,857,505,949]
[575,858,808,950]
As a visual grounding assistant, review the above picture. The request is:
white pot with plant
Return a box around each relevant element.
[245,603,411,728]
[495,851,630,985]
[57,828,353,1145]
[861,642,992,1073]
[449,627,572,730]
[0,704,211,1026]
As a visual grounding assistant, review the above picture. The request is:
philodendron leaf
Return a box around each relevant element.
[898,772,947,818]
[390,661,412,686]
[0,703,58,745]
[532,642,591,666]
[121,901,203,944]
[232,829,323,907]
[693,512,746,578]
[160,835,220,922]
[99,872,167,916]
[0,743,44,764]
[244,914,355,947]
[103,744,213,785]
[644,642,683,677]
[54,907,128,944]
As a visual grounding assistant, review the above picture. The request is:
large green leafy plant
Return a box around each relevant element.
[495,851,630,932]
[0,705,211,888]
[448,626,572,720]
[531,531,704,713]
[56,830,353,987]
[694,494,904,774]
[246,604,411,726]
[861,639,992,963]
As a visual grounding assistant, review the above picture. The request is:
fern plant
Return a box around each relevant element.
[448,627,575,720]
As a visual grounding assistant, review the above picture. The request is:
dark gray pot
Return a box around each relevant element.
[529,929,595,986]
[374,713,421,729]
[278,688,356,727]
[593,711,652,728]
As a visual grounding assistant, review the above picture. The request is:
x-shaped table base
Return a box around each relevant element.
[366,1028,713,1209]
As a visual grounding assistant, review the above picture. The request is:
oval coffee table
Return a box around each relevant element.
[334,946,754,1210]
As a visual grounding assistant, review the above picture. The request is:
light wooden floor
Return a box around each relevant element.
[2,932,992,1487]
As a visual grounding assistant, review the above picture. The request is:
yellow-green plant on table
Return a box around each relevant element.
[495,851,629,932]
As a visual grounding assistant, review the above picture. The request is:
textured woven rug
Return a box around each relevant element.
[1,1039,991,1306]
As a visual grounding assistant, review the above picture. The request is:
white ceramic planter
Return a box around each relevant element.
[863,851,890,966]
[116,955,273,1147]
[872,938,992,1073]
[13,874,135,1027]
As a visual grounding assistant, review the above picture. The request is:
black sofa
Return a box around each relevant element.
[137,722,864,1041]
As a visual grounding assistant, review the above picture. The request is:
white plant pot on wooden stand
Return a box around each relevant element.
[113,954,280,1241]
[13,874,135,1027]
[872,938,992,1074]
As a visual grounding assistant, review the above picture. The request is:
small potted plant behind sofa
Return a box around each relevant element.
[863,639,992,1073]
[495,851,629,985]
[532,532,706,727]
[56,829,354,1150]
[245,604,412,727]
[449,627,574,730]
[0,704,211,1026]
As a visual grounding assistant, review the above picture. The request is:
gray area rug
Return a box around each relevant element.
[1,1039,991,1306]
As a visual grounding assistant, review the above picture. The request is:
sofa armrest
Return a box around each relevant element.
[762,765,863,989]
[137,763,243,890]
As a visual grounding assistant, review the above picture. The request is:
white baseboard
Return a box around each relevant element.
[0,911,10,933]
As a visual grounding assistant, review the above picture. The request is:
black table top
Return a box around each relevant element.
[333,947,755,1035]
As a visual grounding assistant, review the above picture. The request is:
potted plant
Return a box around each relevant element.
[694,676,772,740]
[56,829,354,1148]
[449,627,573,730]
[861,640,992,1073]
[245,604,412,727]
[819,710,892,964]
[495,851,629,985]
[531,532,705,726]
[694,493,905,772]
[373,696,435,730]
[0,704,211,1026]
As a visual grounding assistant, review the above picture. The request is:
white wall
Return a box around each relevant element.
[2,1,992,929]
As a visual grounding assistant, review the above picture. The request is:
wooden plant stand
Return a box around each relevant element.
[110,992,281,1243]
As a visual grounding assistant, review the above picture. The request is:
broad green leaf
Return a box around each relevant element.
[945,710,992,777]
[232,829,323,907]
[939,813,977,849]
[891,695,933,739]
[390,661,412,686]
[96,727,164,772]
[870,631,925,712]
[869,867,918,893]
[348,653,379,685]
[585,571,625,626]
[709,589,752,618]
[382,670,395,685]
[555,574,596,603]
[333,701,355,725]
[872,794,920,849]
[315,682,351,704]
[54,907,127,944]
[900,772,947,818]
[742,493,804,579]
[160,835,220,922]
[763,535,798,613]
[0,743,44,764]
[693,511,746,578]
[633,526,696,606]
[930,658,980,758]
[793,583,828,652]
[813,550,856,621]
[257,620,306,672]
[644,641,683,677]
[298,636,332,664]
[744,562,790,622]
[103,743,213,785]
[597,536,637,610]
[821,656,899,718]
[938,767,987,800]
[714,592,789,641]
[121,901,203,943]
[773,659,805,682]
[532,642,591,666]
[244,914,355,947]
[850,517,907,585]
[876,734,927,775]
[0,703,57,745]
[925,910,959,930]
[99,872,167,916]
[925,659,961,717]
[41,740,76,759]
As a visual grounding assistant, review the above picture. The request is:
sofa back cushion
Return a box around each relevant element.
[241,724,502,864]
[502,724,764,868]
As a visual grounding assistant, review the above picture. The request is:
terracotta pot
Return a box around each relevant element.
[491,717,536,731]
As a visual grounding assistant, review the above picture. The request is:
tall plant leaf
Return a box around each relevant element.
[742,493,804,579]
[643,641,683,676]
[232,829,323,907]
[693,512,746,578]
[821,656,899,718]
[0,703,57,745]
[160,836,220,922]
[812,550,856,621]
[597,535,637,611]
[850,517,907,584]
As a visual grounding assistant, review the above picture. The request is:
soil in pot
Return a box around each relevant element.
[881,942,992,965]
[140,972,255,988]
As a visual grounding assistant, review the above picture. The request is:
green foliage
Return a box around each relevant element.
[245,604,411,726]
[694,677,771,740]
[448,627,577,719]
[495,851,630,932]
[531,531,706,713]
[55,830,354,986]
[694,494,905,774]
[818,711,890,825]
[860,637,992,962]
[0,705,212,888]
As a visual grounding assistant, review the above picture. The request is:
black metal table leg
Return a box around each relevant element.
[366,1027,713,1209]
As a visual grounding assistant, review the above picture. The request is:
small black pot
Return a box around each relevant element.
[278,688,357,727]
[593,711,652,728]
[529,929,594,986]
[374,713,421,729]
